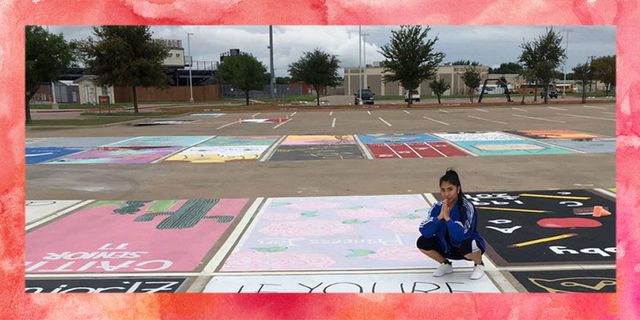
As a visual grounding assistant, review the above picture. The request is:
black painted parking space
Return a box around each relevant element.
[510,269,615,293]
[25,277,188,293]
[465,189,615,266]
[268,144,364,161]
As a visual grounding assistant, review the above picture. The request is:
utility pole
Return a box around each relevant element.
[562,29,569,97]
[358,26,362,105]
[588,55,595,93]
[362,31,369,91]
[187,32,194,103]
[269,26,276,98]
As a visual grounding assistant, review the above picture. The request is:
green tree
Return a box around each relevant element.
[572,62,593,104]
[25,26,74,124]
[275,76,291,84]
[428,78,450,104]
[217,54,269,105]
[489,62,523,74]
[379,25,445,107]
[449,60,480,66]
[519,28,566,104]
[77,26,170,113]
[461,67,481,103]
[591,55,616,96]
[288,49,341,106]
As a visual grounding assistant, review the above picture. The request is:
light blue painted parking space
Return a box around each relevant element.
[108,136,213,147]
[26,137,134,148]
[544,138,615,153]
[356,133,442,144]
[451,140,576,156]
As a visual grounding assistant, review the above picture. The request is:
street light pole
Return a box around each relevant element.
[563,29,569,97]
[358,26,362,105]
[362,32,369,91]
[269,26,276,98]
[187,32,194,103]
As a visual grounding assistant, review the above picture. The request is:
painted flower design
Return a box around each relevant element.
[221,251,335,271]
[336,207,394,219]
[258,220,353,237]
[368,246,425,261]
[381,219,420,233]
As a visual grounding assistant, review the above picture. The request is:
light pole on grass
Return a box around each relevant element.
[187,32,194,103]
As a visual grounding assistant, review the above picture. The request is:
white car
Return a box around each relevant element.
[404,90,420,102]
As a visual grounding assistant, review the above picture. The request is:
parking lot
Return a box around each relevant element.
[25,102,616,293]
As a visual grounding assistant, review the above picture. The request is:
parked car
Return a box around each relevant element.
[354,89,375,105]
[404,89,420,102]
[541,85,558,99]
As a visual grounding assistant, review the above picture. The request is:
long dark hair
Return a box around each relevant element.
[439,168,467,224]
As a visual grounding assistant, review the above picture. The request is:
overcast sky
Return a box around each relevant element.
[48,25,615,77]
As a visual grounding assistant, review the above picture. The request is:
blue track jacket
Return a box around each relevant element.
[418,198,486,255]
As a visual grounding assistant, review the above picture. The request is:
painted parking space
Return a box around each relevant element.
[25,277,189,293]
[164,145,271,163]
[198,135,279,146]
[108,136,213,147]
[282,135,356,145]
[26,147,86,164]
[26,137,134,148]
[366,142,469,159]
[544,138,615,153]
[356,133,442,145]
[26,198,249,273]
[47,146,183,164]
[510,269,615,293]
[204,272,500,293]
[26,200,83,224]
[220,195,472,272]
[509,130,606,140]
[132,120,194,126]
[190,113,225,117]
[434,131,524,142]
[466,189,615,266]
[268,144,364,161]
[451,140,575,156]
[241,118,288,124]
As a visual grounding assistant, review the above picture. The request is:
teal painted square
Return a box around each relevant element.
[452,140,575,156]
[544,138,615,153]
[199,136,280,146]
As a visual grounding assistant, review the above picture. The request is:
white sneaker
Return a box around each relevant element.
[470,264,485,280]
[433,262,453,277]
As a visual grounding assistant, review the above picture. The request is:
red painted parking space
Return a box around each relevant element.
[367,142,470,159]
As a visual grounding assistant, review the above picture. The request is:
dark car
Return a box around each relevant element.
[541,86,558,99]
[354,89,375,105]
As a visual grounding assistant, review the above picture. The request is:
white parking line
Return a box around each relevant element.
[422,116,449,126]
[329,111,333,116]
[259,135,286,162]
[584,105,605,110]
[216,120,241,130]
[331,117,336,128]
[202,197,265,273]
[467,115,507,125]
[511,107,528,112]
[557,113,615,121]
[26,200,94,231]
[384,143,402,157]
[251,112,261,117]
[512,114,565,123]
[404,143,422,158]
[403,110,411,114]
[353,135,374,160]
[289,112,297,117]
[367,110,371,115]
[438,109,449,113]
[547,106,567,111]
[424,143,447,157]
[378,117,392,127]
[475,108,489,113]
[273,118,292,129]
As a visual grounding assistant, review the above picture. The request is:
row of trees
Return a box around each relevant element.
[26,26,616,124]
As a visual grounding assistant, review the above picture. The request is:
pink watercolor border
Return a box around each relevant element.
[1,0,637,319]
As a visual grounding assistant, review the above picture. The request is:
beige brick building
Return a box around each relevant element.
[344,64,490,96]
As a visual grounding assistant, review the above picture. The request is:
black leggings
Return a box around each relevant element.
[416,236,483,260]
